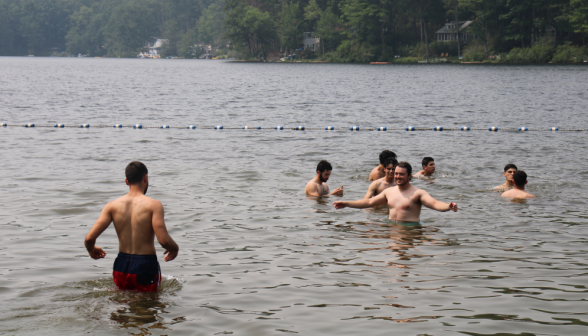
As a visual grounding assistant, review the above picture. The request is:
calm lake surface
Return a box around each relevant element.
[1,57,588,335]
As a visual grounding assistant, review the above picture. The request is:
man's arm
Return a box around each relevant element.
[363,181,379,199]
[152,200,179,262]
[84,203,113,259]
[334,190,387,209]
[305,181,321,197]
[419,191,457,212]
[329,185,343,196]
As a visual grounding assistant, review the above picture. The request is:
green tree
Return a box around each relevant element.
[198,0,226,46]
[570,0,588,38]
[104,0,156,57]
[278,0,302,51]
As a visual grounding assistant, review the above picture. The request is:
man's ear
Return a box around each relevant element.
[125,178,130,186]
[143,175,148,183]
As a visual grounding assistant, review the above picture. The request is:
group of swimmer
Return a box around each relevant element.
[85,155,533,293]
[305,150,535,221]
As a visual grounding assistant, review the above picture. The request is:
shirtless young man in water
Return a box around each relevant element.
[84,161,179,292]
[305,160,344,197]
[334,162,457,222]
[496,163,517,191]
[364,158,397,199]
[415,157,435,177]
[369,150,397,181]
[502,170,535,199]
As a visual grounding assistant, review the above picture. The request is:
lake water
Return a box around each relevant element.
[1,57,588,335]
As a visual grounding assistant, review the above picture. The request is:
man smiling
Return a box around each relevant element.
[334,162,457,222]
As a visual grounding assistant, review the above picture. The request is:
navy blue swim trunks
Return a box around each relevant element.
[113,252,161,292]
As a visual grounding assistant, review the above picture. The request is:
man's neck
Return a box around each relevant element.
[513,185,525,191]
[314,175,324,185]
[397,182,412,192]
[384,175,394,184]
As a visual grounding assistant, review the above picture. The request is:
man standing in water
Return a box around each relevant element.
[305,160,344,197]
[84,161,179,292]
[369,150,397,181]
[502,170,535,199]
[496,163,517,191]
[415,157,435,177]
[364,157,398,198]
[334,162,457,222]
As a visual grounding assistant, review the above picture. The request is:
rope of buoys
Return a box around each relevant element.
[2,123,587,132]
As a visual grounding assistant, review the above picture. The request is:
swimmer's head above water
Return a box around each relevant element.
[125,161,149,194]
[316,160,333,182]
[503,163,518,182]
[394,162,412,186]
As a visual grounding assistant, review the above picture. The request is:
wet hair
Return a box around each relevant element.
[379,150,397,165]
[504,163,518,172]
[317,160,332,173]
[125,161,148,185]
[396,161,412,176]
[422,157,434,167]
[513,170,527,187]
[384,157,398,168]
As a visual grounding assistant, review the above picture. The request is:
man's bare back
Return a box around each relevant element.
[369,165,385,181]
[501,188,535,199]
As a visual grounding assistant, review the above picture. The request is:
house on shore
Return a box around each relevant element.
[303,32,320,52]
[149,39,168,57]
[435,21,474,43]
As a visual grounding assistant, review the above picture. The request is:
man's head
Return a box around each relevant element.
[504,163,518,182]
[422,157,435,175]
[394,161,412,186]
[383,157,399,178]
[379,150,397,165]
[316,160,333,183]
[125,161,148,194]
[513,170,527,187]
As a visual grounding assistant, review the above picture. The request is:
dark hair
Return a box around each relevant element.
[422,157,434,167]
[396,161,412,176]
[504,163,518,172]
[379,150,397,165]
[125,161,148,185]
[513,170,527,187]
[317,160,332,173]
[384,157,398,168]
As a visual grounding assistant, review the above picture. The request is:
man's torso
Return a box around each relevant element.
[110,195,157,255]
[385,186,423,222]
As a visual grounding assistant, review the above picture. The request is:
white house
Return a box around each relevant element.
[303,32,320,52]
[149,39,168,57]
[436,21,474,43]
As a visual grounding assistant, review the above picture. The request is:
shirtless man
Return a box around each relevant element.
[369,150,397,181]
[334,162,457,222]
[502,170,535,199]
[496,163,517,191]
[415,157,435,177]
[305,160,344,197]
[364,157,398,199]
[84,161,179,292]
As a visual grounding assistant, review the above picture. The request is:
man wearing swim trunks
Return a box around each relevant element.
[84,161,179,292]
[364,157,397,198]
[305,160,344,197]
[496,163,517,191]
[334,162,457,222]
[369,150,397,181]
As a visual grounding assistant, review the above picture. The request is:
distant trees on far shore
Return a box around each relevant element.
[0,0,586,63]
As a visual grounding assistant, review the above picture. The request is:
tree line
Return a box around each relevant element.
[0,0,587,62]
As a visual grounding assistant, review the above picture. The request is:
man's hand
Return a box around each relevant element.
[88,246,107,260]
[448,202,458,212]
[330,186,344,196]
[164,249,178,262]
[333,201,347,209]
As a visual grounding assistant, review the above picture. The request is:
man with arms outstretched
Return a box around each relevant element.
[501,170,535,199]
[369,150,397,181]
[334,162,457,222]
[364,157,397,199]
[84,161,179,292]
[305,160,344,197]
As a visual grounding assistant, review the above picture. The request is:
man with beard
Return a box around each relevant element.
[333,162,457,222]
[84,161,179,292]
[305,160,344,197]
[364,157,398,198]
